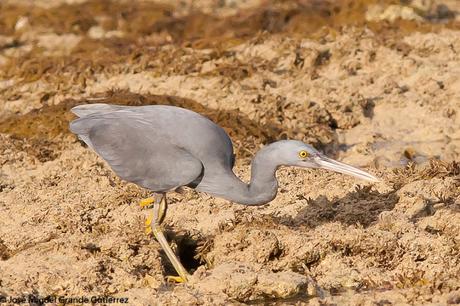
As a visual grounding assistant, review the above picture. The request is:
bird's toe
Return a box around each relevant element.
[166,275,187,283]
[139,197,154,207]
[145,212,154,234]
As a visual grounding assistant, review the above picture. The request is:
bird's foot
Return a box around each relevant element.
[145,211,154,235]
[141,197,155,235]
[166,275,187,283]
[139,197,155,207]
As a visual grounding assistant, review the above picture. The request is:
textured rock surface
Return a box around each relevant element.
[0,0,459,304]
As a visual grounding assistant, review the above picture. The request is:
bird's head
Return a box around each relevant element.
[267,140,379,182]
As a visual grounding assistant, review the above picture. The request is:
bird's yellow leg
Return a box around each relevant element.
[144,194,166,234]
[157,193,167,224]
[148,195,190,283]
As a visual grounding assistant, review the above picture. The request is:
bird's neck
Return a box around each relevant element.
[202,146,279,206]
[246,148,279,205]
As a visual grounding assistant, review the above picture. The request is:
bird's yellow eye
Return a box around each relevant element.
[298,150,309,159]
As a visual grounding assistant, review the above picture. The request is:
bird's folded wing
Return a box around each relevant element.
[70,115,203,191]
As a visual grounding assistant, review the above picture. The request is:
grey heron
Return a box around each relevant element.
[69,103,379,282]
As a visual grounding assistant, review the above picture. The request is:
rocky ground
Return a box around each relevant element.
[0,0,459,304]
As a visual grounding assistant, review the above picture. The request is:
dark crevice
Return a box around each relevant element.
[160,230,204,276]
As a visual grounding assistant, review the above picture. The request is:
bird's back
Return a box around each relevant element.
[70,104,235,191]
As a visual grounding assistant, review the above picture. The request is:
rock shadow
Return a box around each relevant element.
[279,185,399,229]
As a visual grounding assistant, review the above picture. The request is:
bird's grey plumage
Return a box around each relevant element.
[70,104,238,194]
[70,103,379,206]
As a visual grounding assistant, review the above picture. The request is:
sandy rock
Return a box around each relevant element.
[256,270,309,298]
[191,262,258,301]
[191,262,310,301]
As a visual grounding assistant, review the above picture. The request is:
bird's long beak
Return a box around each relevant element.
[315,155,380,182]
